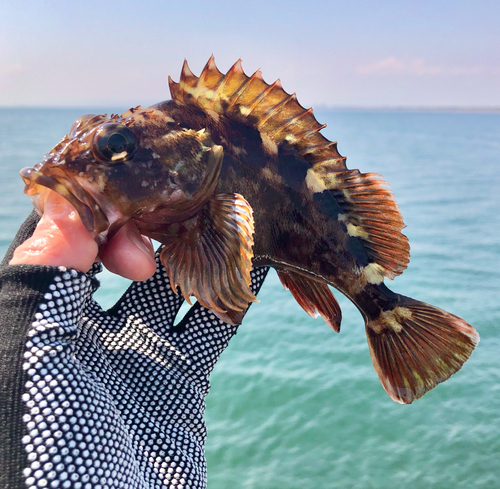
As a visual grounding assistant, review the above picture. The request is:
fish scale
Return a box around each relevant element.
[19,57,479,404]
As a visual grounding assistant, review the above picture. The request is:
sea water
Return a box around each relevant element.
[0,108,498,488]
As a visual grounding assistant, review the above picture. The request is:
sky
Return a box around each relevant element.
[0,0,499,109]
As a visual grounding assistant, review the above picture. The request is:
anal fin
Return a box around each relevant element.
[160,193,256,316]
[277,270,342,332]
[366,295,479,404]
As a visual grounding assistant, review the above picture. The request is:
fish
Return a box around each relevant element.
[20,56,479,404]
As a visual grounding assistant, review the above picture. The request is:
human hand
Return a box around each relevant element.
[9,190,157,281]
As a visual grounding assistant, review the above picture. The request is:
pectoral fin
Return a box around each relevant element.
[160,193,256,316]
[212,308,247,326]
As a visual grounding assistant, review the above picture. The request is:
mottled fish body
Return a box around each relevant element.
[20,57,478,404]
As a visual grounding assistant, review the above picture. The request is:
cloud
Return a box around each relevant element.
[357,57,489,77]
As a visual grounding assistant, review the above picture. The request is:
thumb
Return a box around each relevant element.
[9,191,98,272]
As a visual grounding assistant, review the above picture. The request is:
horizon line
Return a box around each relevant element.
[0,104,499,114]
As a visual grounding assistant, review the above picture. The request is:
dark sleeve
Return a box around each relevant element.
[0,213,97,488]
[0,212,42,487]
[0,210,40,267]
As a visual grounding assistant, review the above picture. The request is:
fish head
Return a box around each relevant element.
[20,106,223,244]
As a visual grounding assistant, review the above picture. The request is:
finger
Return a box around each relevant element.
[9,191,98,272]
[99,220,157,282]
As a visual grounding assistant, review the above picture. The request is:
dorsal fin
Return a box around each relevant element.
[168,56,347,173]
[306,167,410,279]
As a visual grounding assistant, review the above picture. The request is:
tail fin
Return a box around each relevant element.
[365,296,479,404]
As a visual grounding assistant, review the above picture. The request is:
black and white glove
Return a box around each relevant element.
[0,212,268,489]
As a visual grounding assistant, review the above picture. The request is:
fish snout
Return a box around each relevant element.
[19,166,110,242]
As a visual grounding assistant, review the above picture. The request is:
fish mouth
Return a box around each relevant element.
[20,167,110,243]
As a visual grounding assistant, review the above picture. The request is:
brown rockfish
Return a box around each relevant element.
[20,56,479,404]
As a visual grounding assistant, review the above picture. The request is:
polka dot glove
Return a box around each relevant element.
[0,212,269,489]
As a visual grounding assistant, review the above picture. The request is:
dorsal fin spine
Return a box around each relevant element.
[310,157,348,175]
[210,59,246,111]
[226,69,263,112]
[179,60,199,103]
[291,124,328,150]
[245,79,282,115]
[195,56,218,100]
[257,92,297,130]
[229,59,244,74]
[271,107,315,140]
[180,59,194,82]
[299,141,337,156]
[168,77,184,104]
[204,69,230,110]
[206,54,217,71]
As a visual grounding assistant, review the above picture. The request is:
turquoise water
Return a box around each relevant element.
[1,108,499,488]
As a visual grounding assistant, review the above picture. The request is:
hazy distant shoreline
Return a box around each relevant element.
[317,106,500,114]
[1,105,499,114]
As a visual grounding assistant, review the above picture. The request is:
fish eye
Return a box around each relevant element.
[93,123,136,164]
